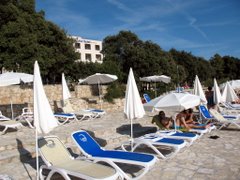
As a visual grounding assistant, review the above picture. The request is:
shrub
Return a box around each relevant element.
[104,83,125,103]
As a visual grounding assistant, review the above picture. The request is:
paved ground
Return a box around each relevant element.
[0,112,240,180]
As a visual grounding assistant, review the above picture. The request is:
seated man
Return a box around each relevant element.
[185,108,198,124]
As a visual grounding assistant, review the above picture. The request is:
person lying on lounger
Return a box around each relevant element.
[176,110,211,130]
[152,110,211,131]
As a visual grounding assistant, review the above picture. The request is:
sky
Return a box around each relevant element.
[35,0,240,60]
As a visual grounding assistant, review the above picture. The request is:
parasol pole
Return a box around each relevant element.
[155,82,157,97]
[98,81,102,110]
[35,129,39,180]
[177,65,180,92]
[130,118,133,151]
[10,99,14,120]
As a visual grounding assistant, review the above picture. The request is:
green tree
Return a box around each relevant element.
[0,0,78,82]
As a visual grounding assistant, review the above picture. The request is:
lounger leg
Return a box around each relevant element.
[2,126,8,134]
[132,142,166,159]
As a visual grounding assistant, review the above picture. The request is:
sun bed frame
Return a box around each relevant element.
[71,130,157,180]
[38,136,119,180]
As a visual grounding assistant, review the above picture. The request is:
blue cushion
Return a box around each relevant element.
[54,113,74,117]
[199,106,212,118]
[157,138,185,145]
[172,132,196,137]
[223,115,237,119]
[93,150,154,162]
[90,109,104,113]
[143,94,151,103]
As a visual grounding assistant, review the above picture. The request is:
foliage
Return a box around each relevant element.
[104,82,125,103]
[1,1,240,94]
[0,0,79,83]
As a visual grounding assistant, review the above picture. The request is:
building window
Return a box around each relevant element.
[85,44,91,50]
[75,43,80,49]
[85,54,92,61]
[96,54,102,61]
[95,45,100,50]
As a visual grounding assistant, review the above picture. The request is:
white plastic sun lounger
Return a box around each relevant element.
[54,113,78,125]
[38,136,119,180]
[209,109,240,129]
[15,107,34,128]
[72,130,157,180]
[0,120,23,134]
[121,134,188,159]
[0,111,11,121]
[147,130,199,146]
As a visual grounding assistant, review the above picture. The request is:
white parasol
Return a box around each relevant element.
[220,80,240,90]
[221,82,238,103]
[0,72,33,119]
[62,73,71,105]
[33,61,58,179]
[213,78,222,104]
[193,75,207,104]
[0,72,33,87]
[80,73,118,109]
[143,92,202,131]
[140,75,171,97]
[124,68,145,150]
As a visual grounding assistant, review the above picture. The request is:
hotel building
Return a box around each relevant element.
[71,36,103,63]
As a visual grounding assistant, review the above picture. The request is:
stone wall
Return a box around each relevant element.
[0,84,124,117]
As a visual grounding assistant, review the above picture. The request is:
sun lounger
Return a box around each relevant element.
[84,109,106,118]
[0,111,11,121]
[0,120,23,134]
[15,107,34,128]
[38,136,119,180]
[61,101,95,121]
[121,133,188,159]
[72,130,157,180]
[199,105,239,125]
[151,130,199,146]
[209,109,240,129]
[54,113,78,125]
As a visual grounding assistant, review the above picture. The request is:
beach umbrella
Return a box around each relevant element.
[62,73,71,106]
[220,80,240,90]
[145,93,202,112]
[140,75,171,97]
[213,78,222,104]
[0,72,33,119]
[140,75,171,83]
[0,72,33,87]
[124,68,145,150]
[143,92,202,131]
[193,75,207,104]
[80,73,118,109]
[33,61,58,179]
[221,82,238,103]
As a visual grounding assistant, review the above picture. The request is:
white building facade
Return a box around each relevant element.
[71,36,103,63]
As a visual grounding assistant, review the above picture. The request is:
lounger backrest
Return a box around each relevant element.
[72,131,102,156]
[38,136,72,166]
[209,109,228,122]
[199,105,212,119]
[143,94,151,103]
